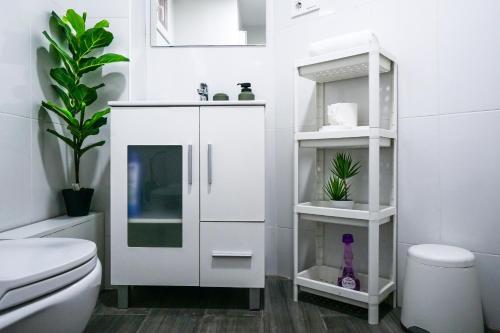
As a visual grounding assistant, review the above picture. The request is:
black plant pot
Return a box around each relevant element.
[62,188,94,217]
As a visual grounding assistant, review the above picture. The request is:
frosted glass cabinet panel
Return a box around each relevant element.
[111,107,200,286]
[127,145,183,247]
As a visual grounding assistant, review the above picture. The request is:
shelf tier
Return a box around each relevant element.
[295,127,395,149]
[296,265,395,307]
[128,210,182,224]
[295,201,395,227]
[297,52,392,83]
[128,218,182,224]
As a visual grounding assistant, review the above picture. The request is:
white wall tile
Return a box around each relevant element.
[52,0,129,18]
[30,7,65,123]
[0,2,31,118]
[439,111,500,254]
[30,120,70,222]
[437,0,500,114]
[397,242,411,306]
[396,0,438,118]
[266,226,278,275]
[475,252,500,330]
[0,114,32,232]
[265,130,277,227]
[277,227,293,278]
[275,128,294,228]
[398,116,441,244]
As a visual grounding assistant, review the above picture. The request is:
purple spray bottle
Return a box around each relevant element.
[337,233,360,291]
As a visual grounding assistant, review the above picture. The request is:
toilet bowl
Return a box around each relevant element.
[0,238,101,333]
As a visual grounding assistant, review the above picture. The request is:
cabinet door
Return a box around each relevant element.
[111,107,200,286]
[200,106,265,221]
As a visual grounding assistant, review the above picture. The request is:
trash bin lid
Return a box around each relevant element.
[408,244,475,268]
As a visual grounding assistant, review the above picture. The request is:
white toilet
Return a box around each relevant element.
[0,238,101,333]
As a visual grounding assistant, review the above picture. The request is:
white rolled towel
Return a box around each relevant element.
[309,30,379,56]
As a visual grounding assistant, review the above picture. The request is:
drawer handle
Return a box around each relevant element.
[212,251,253,258]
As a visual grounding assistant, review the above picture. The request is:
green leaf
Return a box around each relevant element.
[41,101,78,127]
[94,19,109,29]
[51,85,72,110]
[64,9,85,37]
[80,140,105,155]
[79,28,114,59]
[42,31,76,73]
[50,11,79,58]
[70,84,98,106]
[50,68,76,91]
[323,176,349,201]
[331,152,361,180]
[83,108,110,129]
[47,129,75,149]
[78,53,129,75]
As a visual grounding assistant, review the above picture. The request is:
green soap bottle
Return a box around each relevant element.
[237,82,255,100]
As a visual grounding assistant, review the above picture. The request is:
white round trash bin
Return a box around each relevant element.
[401,244,484,333]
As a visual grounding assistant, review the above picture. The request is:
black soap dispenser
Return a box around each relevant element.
[237,83,255,101]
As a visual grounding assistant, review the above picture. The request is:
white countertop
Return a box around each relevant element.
[109,100,266,107]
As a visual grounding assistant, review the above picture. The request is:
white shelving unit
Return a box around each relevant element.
[292,38,398,325]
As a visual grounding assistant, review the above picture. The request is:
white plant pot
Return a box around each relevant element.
[329,200,354,209]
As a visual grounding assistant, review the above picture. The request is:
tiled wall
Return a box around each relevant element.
[273,0,500,329]
[0,0,130,286]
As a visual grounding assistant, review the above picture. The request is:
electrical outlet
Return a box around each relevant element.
[291,0,319,18]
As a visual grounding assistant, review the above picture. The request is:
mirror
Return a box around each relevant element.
[150,0,266,46]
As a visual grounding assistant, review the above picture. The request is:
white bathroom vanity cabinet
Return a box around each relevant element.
[109,101,265,309]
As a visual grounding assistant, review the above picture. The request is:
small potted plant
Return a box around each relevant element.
[41,9,129,216]
[324,152,360,209]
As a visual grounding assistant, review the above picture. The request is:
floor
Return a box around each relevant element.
[84,277,405,333]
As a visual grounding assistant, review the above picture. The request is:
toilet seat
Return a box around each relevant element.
[0,238,97,311]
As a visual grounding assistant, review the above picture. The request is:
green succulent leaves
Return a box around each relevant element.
[324,153,361,201]
[41,9,129,185]
[324,176,349,201]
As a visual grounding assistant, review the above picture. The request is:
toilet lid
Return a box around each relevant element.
[0,238,97,310]
[408,244,475,268]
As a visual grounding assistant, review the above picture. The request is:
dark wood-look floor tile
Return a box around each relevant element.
[136,308,205,333]
[198,313,263,333]
[323,312,404,333]
[84,314,146,333]
[93,289,151,316]
[88,277,405,333]
[263,277,321,333]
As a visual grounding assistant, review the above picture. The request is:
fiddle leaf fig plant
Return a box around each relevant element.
[41,9,129,188]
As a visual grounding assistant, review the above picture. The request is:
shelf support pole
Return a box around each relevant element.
[368,220,380,325]
[391,62,399,308]
[369,48,380,128]
[293,66,301,302]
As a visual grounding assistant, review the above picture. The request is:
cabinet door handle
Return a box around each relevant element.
[208,144,212,185]
[188,144,193,185]
[212,250,253,258]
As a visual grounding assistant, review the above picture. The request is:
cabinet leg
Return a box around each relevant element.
[368,304,379,325]
[249,288,262,310]
[293,283,298,302]
[117,286,129,309]
[392,290,398,308]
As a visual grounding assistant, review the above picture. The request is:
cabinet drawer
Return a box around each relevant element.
[200,222,265,288]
